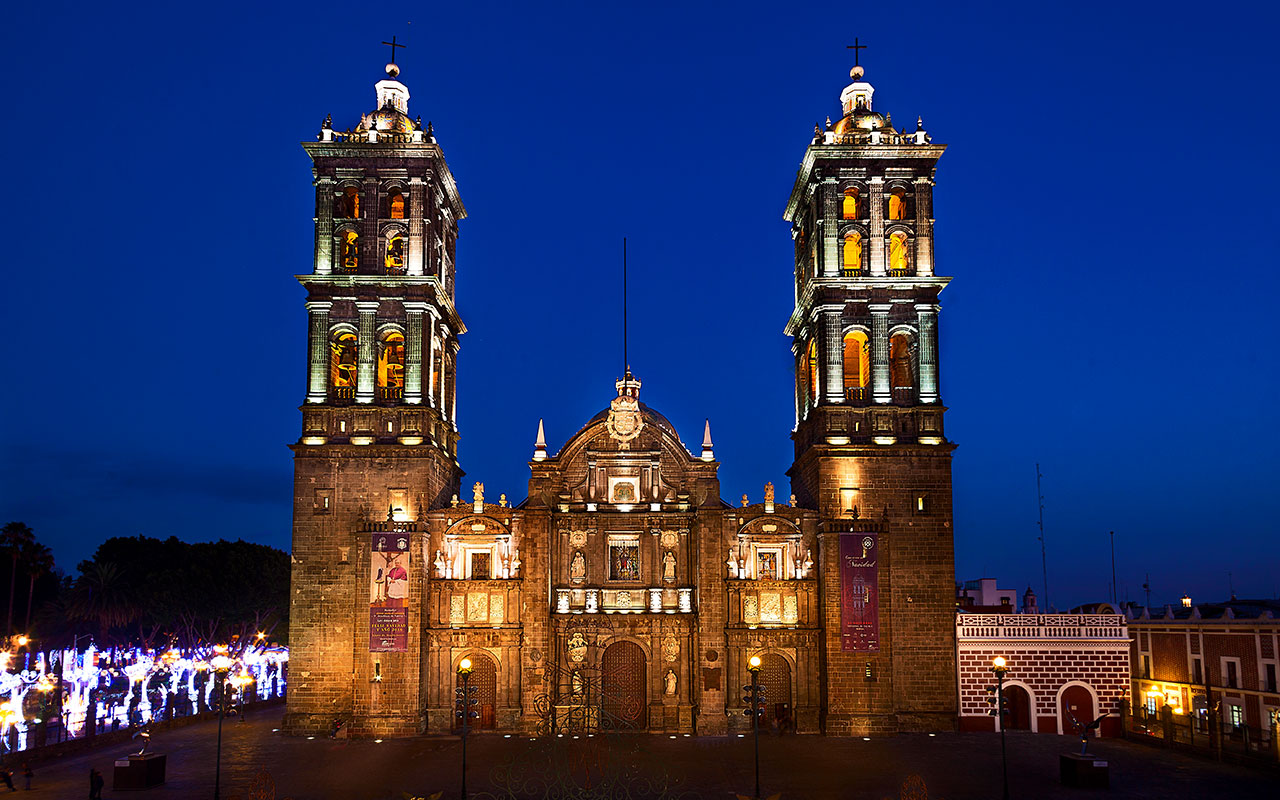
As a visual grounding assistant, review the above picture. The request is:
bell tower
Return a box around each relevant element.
[284,56,466,735]
[784,57,957,734]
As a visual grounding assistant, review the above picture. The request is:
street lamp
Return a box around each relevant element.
[742,655,766,800]
[455,658,478,800]
[990,656,1010,800]
[210,652,234,800]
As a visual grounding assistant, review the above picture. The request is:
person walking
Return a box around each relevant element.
[0,769,15,792]
[19,763,30,790]
[89,768,105,800]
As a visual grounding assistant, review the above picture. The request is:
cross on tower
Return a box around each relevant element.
[847,38,867,67]
[382,36,407,64]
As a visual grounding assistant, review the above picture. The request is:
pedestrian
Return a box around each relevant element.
[89,768,105,800]
[20,763,30,790]
[0,769,14,792]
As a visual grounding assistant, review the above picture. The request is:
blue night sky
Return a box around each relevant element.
[3,1,1277,610]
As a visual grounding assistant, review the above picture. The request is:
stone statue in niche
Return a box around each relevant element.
[569,550,586,584]
[433,550,445,578]
[664,669,678,696]
[662,550,676,583]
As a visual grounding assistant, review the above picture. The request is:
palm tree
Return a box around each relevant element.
[69,561,138,634]
[0,522,36,636]
[21,541,55,633]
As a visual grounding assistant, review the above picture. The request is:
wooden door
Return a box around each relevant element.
[458,654,497,731]
[758,654,792,726]
[1060,684,1095,731]
[1003,684,1032,730]
[601,641,647,730]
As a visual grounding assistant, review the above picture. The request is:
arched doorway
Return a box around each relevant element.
[757,654,792,730]
[1003,684,1032,731]
[1060,684,1096,733]
[457,654,497,731]
[600,641,647,731]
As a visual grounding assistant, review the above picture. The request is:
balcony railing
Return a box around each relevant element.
[888,268,916,278]
[839,267,865,278]
[330,386,356,402]
[376,385,404,403]
[891,386,915,405]
[845,386,870,405]
[957,613,1128,640]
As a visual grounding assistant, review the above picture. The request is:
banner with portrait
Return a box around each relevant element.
[839,533,879,652]
[370,532,410,652]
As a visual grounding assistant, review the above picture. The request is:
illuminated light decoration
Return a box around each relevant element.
[917,436,943,445]
[301,436,328,446]
[826,435,851,445]
[350,435,376,445]
[396,435,424,445]
[872,435,897,445]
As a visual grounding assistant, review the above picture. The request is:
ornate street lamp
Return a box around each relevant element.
[742,655,766,800]
[455,658,478,800]
[990,656,1010,800]
[210,652,234,800]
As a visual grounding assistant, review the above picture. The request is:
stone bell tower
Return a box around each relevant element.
[284,56,466,735]
[784,56,957,734]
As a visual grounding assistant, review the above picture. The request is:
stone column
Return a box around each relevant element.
[448,340,460,428]
[305,301,332,403]
[916,303,939,403]
[868,176,885,276]
[314,176,335,275]
[355,301,379,404]
[822,308,844,405]
[821,178,839,277]
[403,301,427,404]
[427,310,441,409]
[870,303,892,404]
[362,177,379,274]
[408,176,426,276]
[914,177,934,277]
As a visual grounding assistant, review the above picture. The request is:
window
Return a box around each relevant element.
[1142,655,1151,678]
[388,488,408,521]
[608,537,640,581]
[756,549,779,580]
[1192,658,1203,685]
[1226,660,1239,689]
[807,339,819,404]
[888,231,909,274]
[888,188,906,220]
[842,188,859,219]
[1266,663,1277,692]
[378,332,405,389]
[470,551,491,579]
[1229,704,1244,730]
[314,489,332,515]
[839,488,857,514]
[842,233,862,274]
[916,495,927,513]
[385,232,406,273]
[336,187,360,218]
[842,331,870,395]
[388,190,405,219]
[1145,695,1158,716]
[890,333,914,391]
[330,331,357,389]
[339,229,360,271]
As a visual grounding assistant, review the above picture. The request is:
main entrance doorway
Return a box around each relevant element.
[457,653,497,730]
[600,641,647,730]
[758,654,792,730]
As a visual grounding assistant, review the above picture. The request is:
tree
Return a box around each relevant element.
[0,522,36,636]
[21,541,55,633]
[69,561,138,632]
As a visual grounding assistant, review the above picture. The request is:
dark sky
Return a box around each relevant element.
[3,1,1277,610]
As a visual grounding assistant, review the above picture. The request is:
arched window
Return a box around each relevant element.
[385,232,405,273]
[842,188,859,220]
[890,333,914,391]
[888,188,906,220]
[335,187,361,219]
[843,233,862,275]
[378,332,405,389]
[843,330,870,398]
[339,230,360,271]
[388,190,405,219]
[807,339,819,404]
[889,231,909,274]
[330,331,357,390]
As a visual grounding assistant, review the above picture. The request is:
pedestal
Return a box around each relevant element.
[113,753,167,790]
[1060,752,1109,789]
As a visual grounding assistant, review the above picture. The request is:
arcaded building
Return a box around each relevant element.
[284,57,958,737]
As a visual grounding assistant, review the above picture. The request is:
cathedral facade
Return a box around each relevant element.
[284,58,957,738]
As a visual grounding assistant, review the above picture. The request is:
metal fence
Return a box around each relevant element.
[1126,706,1280,765]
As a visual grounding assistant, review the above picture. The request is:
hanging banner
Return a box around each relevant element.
[370,532,410,652]
[840,533,879,652]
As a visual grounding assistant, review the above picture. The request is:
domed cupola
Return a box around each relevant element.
[359,62,417,134]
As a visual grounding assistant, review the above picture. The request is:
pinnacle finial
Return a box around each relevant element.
[700,419,714,461]
[533,418,548,461]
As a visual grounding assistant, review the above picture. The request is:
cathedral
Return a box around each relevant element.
[284,54,958,737]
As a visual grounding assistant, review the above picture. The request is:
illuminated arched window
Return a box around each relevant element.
[890,333,914,390]
[888,188,906,221]
[843,233,862,274]
[385,232,406,273]
[388,190,405,219]
[842,188,859,220]
[843,330,870,394]
[889,231,909,274]
[330,331,357,390]
[339,230,360,271]
[335,187,361,219]
[807,339,819,403]
[378,332,405,389]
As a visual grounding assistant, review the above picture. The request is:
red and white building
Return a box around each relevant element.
[957,612,1131,736]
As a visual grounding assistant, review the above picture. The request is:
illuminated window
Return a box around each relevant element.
[340,230,360,271]
[385,232,406,273]
[807,339,819,404]
[889,231,909,274]
[330,331,357,389]
[888,188,906,221]
[890,333,914,390]
[842,188,859,219]
[378,332,405,389]
[388,190,405,219]
[336,187,361,218]
[843,233,862,274]
[842,330,869,391]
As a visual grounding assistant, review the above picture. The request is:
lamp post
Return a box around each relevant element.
[210,652,234,800]
[455,657,478,800]
[990,656,1010,800]
[743,655,765,800]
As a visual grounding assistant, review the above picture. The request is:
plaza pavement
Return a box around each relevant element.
[16,707,1276,799]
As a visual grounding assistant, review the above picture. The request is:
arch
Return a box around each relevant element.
[376,329,405,390]
[329,330,358,391]
[387,188,406,220]
[1001,683,1034,731]
[888,231,910,274]
[1057,681,1098,735]
[600,640,647,730]
[843,330,870,400]
[842,232,863,275]
[456,651,498,730]
[337,228,360,272]
[334,186,361,219]
[806,339,819,404]
[889,332,915,394]
[842,187,860,220]
[384,230,406,274]
[757,653,793,729]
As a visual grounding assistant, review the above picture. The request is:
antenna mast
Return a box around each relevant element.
[622,237,628,376]
[1036,463,1049,611]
